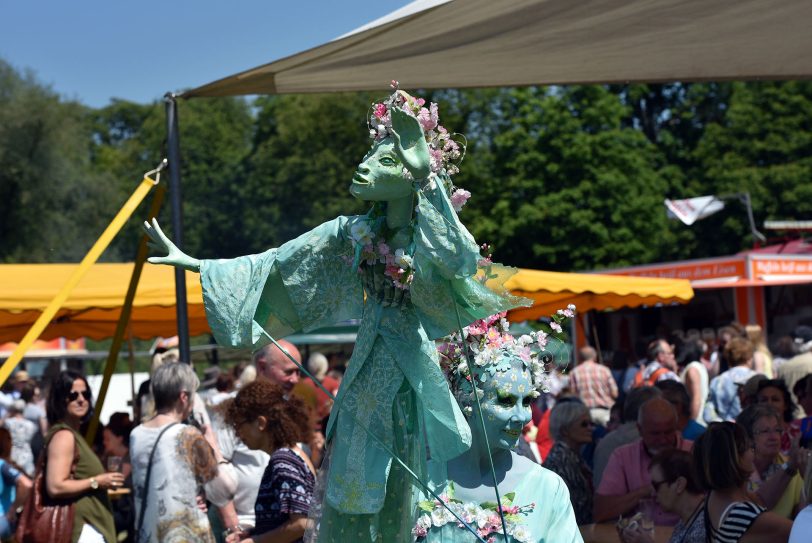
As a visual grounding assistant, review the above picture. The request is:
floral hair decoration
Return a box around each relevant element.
[369,81,470,210]
[438,306,575,410]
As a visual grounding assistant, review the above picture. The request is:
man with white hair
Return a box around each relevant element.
[253,339,301,394]
[593,397,692,525]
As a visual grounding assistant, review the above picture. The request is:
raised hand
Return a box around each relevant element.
[390,107,430,179]
[143,218,201,272]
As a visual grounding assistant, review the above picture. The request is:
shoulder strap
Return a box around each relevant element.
[649,366,671,384]
[136,422,179,537]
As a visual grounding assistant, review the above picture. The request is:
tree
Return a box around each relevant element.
[0,59,119,262]
[456,86,675,271]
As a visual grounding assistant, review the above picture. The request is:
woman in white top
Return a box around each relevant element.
[677,338,709,425]
[130,362,236,543]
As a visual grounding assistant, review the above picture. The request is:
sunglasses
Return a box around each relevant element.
[68,390,92,402]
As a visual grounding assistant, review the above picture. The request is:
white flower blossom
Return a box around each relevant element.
[394,248,413,268]
[512,525,532,542]
[431,507,450,527]
[417,514,432,529]
[350,222,374,246]
[517,334,533,347]
[475,509,491,529]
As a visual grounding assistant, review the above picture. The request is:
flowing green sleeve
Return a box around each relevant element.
[411,180,530,339]
[199,216,364,348]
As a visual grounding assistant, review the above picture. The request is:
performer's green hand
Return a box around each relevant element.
[143,218,201,272]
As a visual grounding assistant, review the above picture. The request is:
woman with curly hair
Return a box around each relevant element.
[225,380,315,543]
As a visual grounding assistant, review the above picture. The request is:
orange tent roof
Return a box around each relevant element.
[0,263,694,342]
[505,268,694,321]
[0,263,207,343]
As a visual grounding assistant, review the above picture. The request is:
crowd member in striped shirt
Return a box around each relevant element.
[693,422,791,542]
[568,346,618,427]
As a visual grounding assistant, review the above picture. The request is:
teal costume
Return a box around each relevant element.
[419,464,582,543]
[199,182,527,541]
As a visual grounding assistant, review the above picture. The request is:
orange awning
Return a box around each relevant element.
[0,263,695,341]
[0,263,207,343]
[505,268,694,321]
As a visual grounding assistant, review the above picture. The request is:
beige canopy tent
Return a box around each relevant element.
[185,0,812,98]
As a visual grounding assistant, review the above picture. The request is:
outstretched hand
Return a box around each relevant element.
[390,107,431,179]
[143,218,201,272]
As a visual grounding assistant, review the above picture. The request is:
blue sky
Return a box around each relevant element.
[1,0,411,108]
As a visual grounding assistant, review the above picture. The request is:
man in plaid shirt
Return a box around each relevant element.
[569,346,618,426]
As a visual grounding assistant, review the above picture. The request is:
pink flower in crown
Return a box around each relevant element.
[429,148,444,172]
[518,347,531,363]
[417,105,438,131]
[486,327,502,346]
[373,103,388,119]
[537,331,549,349]
[377,241,390,255]
[451,188,471,212]
[485,312,506,326]
[550,322,563,333]
[412,525,428,538]
[467,320,488,336]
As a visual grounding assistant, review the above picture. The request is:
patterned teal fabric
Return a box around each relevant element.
[420,464,583,543]
[199,213,528,520]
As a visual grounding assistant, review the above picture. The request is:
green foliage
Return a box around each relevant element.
[455,86,673,270]
[2,57,812,275]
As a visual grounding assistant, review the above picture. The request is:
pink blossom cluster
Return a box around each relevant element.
[368,83,463,177]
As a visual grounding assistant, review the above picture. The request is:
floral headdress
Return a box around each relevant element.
[368,81,471,212]
[438,306,576,407]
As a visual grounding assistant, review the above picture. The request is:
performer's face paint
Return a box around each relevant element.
[350,138,412,201]
[473,360,533,451]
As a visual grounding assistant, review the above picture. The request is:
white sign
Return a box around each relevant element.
[665,196,725,225]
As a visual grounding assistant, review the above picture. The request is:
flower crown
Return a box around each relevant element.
[438,306,575,401]
[369,81,471,212]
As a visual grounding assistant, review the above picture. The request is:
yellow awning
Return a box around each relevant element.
[505,268,694,321]
[0,263,207,343]
[0,263,694,342]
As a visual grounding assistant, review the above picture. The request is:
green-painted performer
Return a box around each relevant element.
[144,84,528,542]
[413,311,583,542]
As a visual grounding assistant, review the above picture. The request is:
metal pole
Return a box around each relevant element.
[164,93,191,364]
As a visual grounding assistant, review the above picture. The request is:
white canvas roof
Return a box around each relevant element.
[184,0,812,98]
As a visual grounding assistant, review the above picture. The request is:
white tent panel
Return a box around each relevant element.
[184,0,812,98]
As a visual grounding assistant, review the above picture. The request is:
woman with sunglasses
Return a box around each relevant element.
[44,370,121,542]
[543,399,595,525]
[736,404,807,519]
[619,449,706,543]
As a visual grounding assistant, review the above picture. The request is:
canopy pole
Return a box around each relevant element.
[164,93,191,364]
[85,185,166,443]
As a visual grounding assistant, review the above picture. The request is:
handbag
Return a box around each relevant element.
[15,429,80,543]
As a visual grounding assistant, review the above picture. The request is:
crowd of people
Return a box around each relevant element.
[1,320,811,542]
[535,322,812,543]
